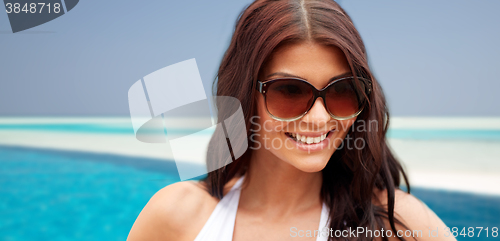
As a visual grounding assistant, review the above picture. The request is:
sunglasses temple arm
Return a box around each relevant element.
[256,81,264,93]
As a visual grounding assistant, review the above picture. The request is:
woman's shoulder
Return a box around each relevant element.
[373,188,456,241]
[126,180,217,241]
[127,177,242,241]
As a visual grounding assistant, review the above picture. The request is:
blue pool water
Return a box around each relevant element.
[0,146,499,241]
[0,146,181,241]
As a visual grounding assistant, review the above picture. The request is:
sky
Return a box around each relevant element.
[0,0,499,116]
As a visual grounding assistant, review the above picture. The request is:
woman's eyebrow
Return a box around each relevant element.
[265,71,352,80]
[328,72,353,82]
[265,72,304,79]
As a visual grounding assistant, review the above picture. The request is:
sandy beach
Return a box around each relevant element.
[0,117,499,196]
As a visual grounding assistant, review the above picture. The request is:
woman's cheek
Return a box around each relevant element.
[261,119,284,135]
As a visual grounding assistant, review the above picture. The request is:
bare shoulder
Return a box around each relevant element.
[373,188,457,241]
[127,180,218,241]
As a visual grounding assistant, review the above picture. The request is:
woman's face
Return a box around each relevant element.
[253,41,357,173]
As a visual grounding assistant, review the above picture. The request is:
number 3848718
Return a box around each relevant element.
[5,3,61,14]
[444,227,498,238]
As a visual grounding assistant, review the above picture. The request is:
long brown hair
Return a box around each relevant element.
[203,0,411,240]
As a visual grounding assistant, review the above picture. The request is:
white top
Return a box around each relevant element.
[193,175,331,241]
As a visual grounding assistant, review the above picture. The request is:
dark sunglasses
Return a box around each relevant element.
[256,76,372,121]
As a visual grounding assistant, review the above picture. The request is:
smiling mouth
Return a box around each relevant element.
[284,131,333,144]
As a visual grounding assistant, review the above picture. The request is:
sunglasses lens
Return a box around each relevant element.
[325,78,366,117]
[265,79,314,119]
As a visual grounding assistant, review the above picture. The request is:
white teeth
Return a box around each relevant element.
[288,132,328,144]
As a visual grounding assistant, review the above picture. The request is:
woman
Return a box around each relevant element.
[127,0,455,240]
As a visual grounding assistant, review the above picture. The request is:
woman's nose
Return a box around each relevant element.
[300,98,331,125]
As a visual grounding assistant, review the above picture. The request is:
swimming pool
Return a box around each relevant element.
[0,145,498,241]
[0,146,179,241]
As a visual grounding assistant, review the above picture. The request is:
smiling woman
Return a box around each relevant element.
[127,0,456,240]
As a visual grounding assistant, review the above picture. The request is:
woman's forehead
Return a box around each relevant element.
[260,42,351,89]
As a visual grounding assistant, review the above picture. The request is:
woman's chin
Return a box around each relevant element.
[291,156,330,173]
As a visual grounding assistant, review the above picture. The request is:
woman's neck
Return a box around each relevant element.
[239,149,323,217]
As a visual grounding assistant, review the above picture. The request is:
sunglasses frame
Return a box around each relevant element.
[256,76,372,121]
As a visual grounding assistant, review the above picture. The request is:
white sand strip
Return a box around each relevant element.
[388,139,500,174]
[405,170,500,196]
[390,117,500,130]
[0,130,174,160]
[388,138,500,196]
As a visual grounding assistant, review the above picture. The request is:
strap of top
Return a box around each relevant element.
[316,202,331,241]
[230,175,245,191]
[193,176,245,241]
